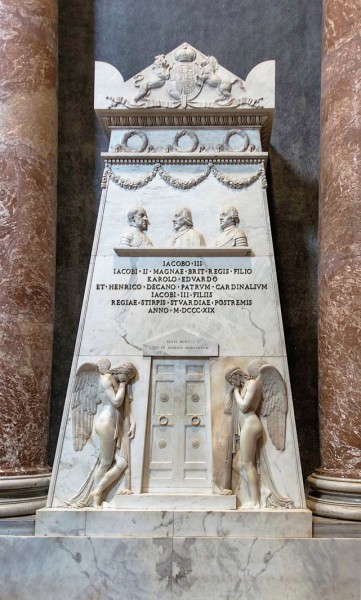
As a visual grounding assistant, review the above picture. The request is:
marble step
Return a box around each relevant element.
[35,507,312,538]
[114,493,237,510]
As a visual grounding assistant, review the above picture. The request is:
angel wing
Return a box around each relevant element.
[258,364,288,450]
[71,362,101,451]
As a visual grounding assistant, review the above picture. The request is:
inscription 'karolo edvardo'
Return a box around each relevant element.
[95,262,267,313]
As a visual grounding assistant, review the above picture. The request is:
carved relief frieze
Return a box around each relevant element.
[110,129,260,155]
[102,162,264,191]
[103,114,268,129]
[112,130,149,153]
[115,206,251,251]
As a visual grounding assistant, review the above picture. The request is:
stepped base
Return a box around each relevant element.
[114,493,236,510]
[36,507,312,538]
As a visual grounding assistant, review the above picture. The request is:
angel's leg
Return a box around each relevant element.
[91,424,117,506]
[93,452,127,497]
[239,415,262,507]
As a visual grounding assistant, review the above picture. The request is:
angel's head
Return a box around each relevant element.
[111,362,137,384]
[225,367,247,388]
[97,358,111,375]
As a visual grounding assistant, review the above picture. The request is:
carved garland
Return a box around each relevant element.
[104,163,265,191]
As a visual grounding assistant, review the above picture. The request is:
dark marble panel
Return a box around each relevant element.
[51,0,322,478]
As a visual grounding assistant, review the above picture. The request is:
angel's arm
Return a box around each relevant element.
[112,382,127,408]
[234,382,257,413]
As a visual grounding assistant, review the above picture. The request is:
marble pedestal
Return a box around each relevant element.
[36,507,312,538]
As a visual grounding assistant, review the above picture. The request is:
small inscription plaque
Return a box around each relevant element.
[143,328,218,357]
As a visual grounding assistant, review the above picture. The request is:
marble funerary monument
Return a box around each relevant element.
[37,44,311,537]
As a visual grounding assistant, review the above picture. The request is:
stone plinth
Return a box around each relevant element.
[36,507,312,538]
[0,0,57,515]
[306,0,361,519]
[0,535,359,600]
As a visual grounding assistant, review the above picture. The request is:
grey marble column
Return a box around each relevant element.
[0,0,57,515]
[306,0,361,520]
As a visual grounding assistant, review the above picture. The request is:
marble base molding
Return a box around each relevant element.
[113,493,236,510]
[0,473,52,518]
[307,474,361,521]
[36,507,312,538]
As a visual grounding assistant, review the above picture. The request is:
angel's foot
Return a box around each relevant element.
[220,488,233,496]
[241,501,260,509]
[117,488,132,496]
[90,490,103,508]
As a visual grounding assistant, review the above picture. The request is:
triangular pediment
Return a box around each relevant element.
[142,327,218,356]
[95,43,274,112]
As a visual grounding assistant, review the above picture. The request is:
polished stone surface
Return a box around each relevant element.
[317,0,361,481]
[5,513,361,537]
[0,536,359,599]
[0,0,57,515]
[307,0,361,519]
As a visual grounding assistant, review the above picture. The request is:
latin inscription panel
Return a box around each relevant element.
[80,255,284,357]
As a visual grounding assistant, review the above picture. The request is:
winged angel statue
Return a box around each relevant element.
[223,359,294,509]
[66,358,137,508]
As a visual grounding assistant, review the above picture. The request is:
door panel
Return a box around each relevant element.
[144,358,212,492]
[154,379,175,415]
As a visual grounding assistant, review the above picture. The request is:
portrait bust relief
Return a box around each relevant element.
[119,206,153,247]
[169,206,206,248]
[214,206,248,248]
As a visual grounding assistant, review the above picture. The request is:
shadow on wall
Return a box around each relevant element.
[267,146,320,476]
[49,0,97,460]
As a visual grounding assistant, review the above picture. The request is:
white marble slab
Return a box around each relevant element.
[0,536,173,600]
[36,508,86,536]
[0,536,359,600]
[172,538,361,600]
[36,507,311,538]
[114,494,236,510]
[85,508,174,537]
[172,508,312,538]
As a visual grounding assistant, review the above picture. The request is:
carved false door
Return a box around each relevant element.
[144,359,212,492]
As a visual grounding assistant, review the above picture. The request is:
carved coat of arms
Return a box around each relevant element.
[166,44,202,107]
[130,43,245,108]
